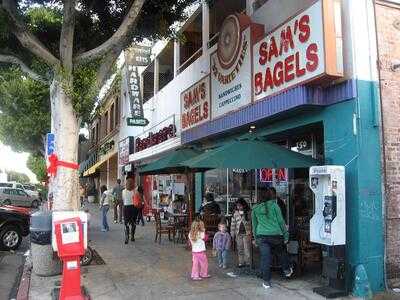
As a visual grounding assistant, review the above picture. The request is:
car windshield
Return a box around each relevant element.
[23,185,36,191]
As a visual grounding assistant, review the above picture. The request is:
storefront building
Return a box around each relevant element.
[134,0,386,293]
[80,79,121,197]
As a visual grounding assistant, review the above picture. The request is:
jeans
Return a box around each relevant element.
[136,207,145,225]
[113,201,123,223]
[101,205,110,231]
[236,234,251,265]
[217,249,228,267]
[191,251,208,278]
[257,235,290,283]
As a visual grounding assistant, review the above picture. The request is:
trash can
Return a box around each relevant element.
[30,211,61,276]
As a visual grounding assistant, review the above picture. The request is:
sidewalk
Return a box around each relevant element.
[28,204,382,300]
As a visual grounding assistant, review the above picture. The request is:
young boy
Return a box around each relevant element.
[213,222,231,268]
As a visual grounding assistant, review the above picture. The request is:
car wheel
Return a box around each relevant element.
[31,200,39,209]
[0,225,22,251]
[3,199,11,205]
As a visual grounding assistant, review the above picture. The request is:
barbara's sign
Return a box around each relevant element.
[135,125,176,153]
[181,76,210,131]
[253,0,343,101]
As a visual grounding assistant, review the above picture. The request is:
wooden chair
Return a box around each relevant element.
[154,211,175,244]
[201,214,221,243]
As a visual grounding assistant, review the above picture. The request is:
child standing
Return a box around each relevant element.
[189,219,210,281]
[213,222,231,268]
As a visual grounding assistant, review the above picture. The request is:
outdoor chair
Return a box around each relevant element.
[154,211,176,244]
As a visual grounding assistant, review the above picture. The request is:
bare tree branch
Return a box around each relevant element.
[74,0,145,64]
[96,45,123,89]
[0,54,49,84]
[1,0,60,67]
[60,0,76,73]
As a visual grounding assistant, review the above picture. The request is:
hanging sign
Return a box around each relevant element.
[210,15,253,119]
[253,0,343,101]
[124,48,149,126]
[119,137,134,165]
[125,45,151,67]
[181,76,210,131]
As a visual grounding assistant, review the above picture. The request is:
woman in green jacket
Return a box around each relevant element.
[252,187,293,289]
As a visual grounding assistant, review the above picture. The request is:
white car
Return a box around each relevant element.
[0,182,40,201]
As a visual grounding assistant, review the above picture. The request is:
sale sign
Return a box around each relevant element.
[253,0,343,101]
[181,76,210,131]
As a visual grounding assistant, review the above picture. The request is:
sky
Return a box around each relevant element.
[0,143,38,183]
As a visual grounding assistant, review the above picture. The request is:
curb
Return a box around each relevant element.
[16,257,32,300]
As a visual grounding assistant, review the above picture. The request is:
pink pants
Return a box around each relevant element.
[191,251,208,278]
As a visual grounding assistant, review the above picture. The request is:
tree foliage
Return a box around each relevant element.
[0,67,50,155]
[27,154,47,182]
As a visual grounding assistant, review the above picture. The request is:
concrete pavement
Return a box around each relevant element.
[28,204,386,300]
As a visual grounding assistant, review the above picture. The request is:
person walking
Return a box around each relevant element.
[213,222,231,269]
[252,187,293,290]
[122,178,137,244]
[112,179,124,224]
[135,188,145,226]
[99,185,111,232]
[132,186,144,231]
[230,198,252,268]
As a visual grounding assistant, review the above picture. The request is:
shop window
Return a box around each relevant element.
[158,41,174,90]
[115,97,120,126]
[142,62,154,103]
[179,9,202,73]
[209,0,246,48]
[110,103,115,132]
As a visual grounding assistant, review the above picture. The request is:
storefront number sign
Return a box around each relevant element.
[260,168,288,183]
[181,76,210,131]
[253,0,343,101]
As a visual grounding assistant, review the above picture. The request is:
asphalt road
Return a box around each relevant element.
[0,237,29,300]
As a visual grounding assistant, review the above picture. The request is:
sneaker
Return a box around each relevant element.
[222,265,227,269]
[238,264,245,268]
[284,267,293,278]
[192,277,202,281]
[262,282,271,289]
[101,229,106,232]
[226,272,238,278]
[218,264,223,268]
[114,220,117,224]
[201,275,211,278]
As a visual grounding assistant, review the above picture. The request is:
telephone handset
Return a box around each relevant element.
[322,193,337,234]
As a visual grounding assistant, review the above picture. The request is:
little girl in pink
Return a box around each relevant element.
[189,219,211,280]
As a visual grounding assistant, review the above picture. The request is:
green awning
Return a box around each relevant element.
[138,148,210,175]
[183,139,321,170]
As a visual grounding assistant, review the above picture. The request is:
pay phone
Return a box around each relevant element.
[309,166,345,246]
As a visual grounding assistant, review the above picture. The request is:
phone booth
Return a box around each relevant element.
[53,212,88,300]
[309,165,347,297]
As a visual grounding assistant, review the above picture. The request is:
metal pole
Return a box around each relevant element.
[226,169,229,214]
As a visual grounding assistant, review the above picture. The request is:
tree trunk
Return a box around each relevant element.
[50,78,80,211]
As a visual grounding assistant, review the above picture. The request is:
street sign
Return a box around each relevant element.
[46,133,55,157]
[127,117,149,127]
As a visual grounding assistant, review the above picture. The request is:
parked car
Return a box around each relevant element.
[0,187,40,208]
[0,207,30,250]
[0,182,40,201]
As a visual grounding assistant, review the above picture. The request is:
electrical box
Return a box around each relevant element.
[309,166,345,246]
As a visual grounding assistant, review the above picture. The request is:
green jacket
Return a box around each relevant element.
[251,199,289,242]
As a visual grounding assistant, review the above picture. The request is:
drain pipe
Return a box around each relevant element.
[372,0,389,291]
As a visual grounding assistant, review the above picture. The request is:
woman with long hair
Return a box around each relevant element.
[230,198,252,267]
[122,178,136,244]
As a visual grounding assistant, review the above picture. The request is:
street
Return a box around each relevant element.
[0,237,29,300]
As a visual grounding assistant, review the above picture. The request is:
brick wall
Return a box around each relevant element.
[376,0,400,287]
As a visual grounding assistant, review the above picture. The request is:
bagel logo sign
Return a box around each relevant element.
[210,14,257,119]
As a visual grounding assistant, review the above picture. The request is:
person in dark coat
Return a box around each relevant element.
[199,193,221,215]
